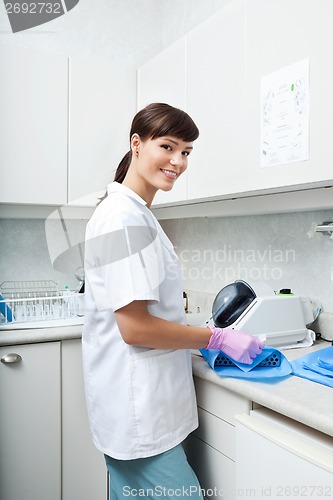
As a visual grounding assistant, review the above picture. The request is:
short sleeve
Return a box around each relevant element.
[85,207,165,312]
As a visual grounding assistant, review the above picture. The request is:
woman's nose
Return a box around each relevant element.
[170,154,183,166]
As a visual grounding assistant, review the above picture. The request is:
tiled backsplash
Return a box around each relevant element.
[0,219,82,292]
[1,209,333,317]
[160,209,333,315]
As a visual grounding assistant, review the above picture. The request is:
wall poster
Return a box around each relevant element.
[260,58,310,168]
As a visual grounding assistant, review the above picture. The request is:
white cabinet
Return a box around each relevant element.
[137,37,187,111]
[138,1,247,205]
[0,342,62,500]
[235,408,333,499]
[245,0,333,191]
[0,45,136,208]
[68,59,136,206]
[183,375,252,499]
[185,434,236,499]
[138,38,188,205]
[186,0,247,200]
[138,0,333,210]
[0,45,68,205]
[0,339,107,500]
[62,339,107,500]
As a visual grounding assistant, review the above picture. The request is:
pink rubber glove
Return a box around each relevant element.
[206,326,265,365]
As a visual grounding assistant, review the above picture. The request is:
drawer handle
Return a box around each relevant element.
[1,353,22,364]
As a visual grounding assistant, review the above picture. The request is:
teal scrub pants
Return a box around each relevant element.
[105,444,204,499]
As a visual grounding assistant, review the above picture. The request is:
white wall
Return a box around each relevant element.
[2,2,332,322]
[0,0,231,67]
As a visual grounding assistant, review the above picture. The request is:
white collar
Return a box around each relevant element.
[107,182,147,206]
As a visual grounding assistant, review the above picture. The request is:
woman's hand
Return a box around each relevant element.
[206,326,265,364]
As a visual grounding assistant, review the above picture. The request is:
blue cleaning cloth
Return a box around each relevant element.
[0,293,13,322]
[200,346,292,380]
[291,346,333,388]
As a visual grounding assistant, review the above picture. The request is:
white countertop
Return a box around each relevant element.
[192,341,333,439]
[1,325,332,438]
[0,324,83,345]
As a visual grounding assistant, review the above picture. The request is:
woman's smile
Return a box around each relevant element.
[160,168,178,179]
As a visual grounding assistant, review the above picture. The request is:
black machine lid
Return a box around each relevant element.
[212,280,256,328]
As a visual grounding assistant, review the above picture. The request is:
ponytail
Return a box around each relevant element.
[97,150,132,206]
[114,150,132,183]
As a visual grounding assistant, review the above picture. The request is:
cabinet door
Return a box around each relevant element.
[194,376,252,425]
[236,411,333,499]
[183,376,251,499]
[187,0,247,201]
[137,37,187,110]
[0,45,68,205]
[0,342,61,500]
[68,58,136,206]
[61,339,107,500]
[184,434,236,499]
[193,407,236,460]
[137,37,188,205]
[245,0,333,191]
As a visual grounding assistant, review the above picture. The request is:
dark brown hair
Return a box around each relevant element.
[98,103,199,204]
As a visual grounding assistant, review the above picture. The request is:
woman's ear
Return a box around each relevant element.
[130,133,141,153]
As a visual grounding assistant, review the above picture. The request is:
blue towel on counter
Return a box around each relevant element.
[200,346,292,381]
[291,346,333,388]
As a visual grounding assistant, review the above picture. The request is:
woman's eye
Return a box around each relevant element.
[182,151,190,157]
[161,144,172,151]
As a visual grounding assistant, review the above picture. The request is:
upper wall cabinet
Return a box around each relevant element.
[0,46,136,209]
[137,38,188,205]
[138,0,333,212]
[186,0,247,201]
[0,45,68,205]
[137,37,187,110]
[68,59,136,206]
[245,0,333,191]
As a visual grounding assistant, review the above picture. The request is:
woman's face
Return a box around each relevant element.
[130,134,193,199]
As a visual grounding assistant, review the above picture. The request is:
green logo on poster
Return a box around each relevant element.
[4,1,80,33]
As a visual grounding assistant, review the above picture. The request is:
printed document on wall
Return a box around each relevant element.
[260,58,309,168]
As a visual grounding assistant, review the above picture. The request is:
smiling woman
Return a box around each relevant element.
[97,103,198,207]
[82,103,264,499]
[83,103,206,499]
[112,102,199,205]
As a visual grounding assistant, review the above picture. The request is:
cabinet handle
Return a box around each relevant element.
[1,353,22,364]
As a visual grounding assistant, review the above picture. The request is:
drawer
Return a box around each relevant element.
[194,376,251,424]
[184,434,235,500]
[193,407,235,460]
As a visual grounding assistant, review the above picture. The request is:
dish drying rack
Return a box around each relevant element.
[0,280,84,329]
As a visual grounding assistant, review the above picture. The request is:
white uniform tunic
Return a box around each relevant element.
[82,182,198,460]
